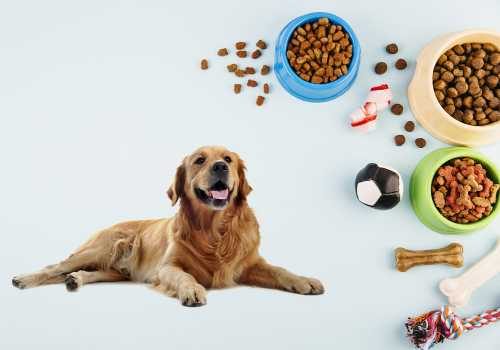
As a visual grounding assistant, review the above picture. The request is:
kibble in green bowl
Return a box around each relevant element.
[410,147,500,234]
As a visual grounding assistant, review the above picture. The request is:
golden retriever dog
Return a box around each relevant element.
[12,146,324,306]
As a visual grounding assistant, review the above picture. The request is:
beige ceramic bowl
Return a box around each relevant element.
[408,29,500,147]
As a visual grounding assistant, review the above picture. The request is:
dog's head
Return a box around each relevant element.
[167,146,252,210]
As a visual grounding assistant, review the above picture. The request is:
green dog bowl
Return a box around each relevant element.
[410,147,500,234]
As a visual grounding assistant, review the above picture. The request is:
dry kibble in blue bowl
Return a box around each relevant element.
[286,17,352,83]
[274,12,361,102]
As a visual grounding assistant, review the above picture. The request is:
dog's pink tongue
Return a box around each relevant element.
[210,189,228,200]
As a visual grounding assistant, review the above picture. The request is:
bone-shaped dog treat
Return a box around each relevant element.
[395,243,463,272]
[440,237,500,308]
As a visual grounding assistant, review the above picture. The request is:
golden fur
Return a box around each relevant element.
[12,146,324,306]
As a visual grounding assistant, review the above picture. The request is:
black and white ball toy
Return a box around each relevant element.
[355,163,403,210]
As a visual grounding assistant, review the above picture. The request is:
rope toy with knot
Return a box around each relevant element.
[405,305,500,349]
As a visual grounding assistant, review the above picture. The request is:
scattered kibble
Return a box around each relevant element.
[236,50,247,58]
[375,62,387,74]
[404,121,415,132]
[263,83,270,94]
[251,49,262,59]
[386,43,398,54]
[415,138,427,148]
[217,48,229,56]
[394,134,406,146]
[261,65,270,75]
[247,79,258,87]
[256,40,267,50]
[395,58,408,70]
[286,17,353,83]
[391,103,404,115]
[203,38,271,107]
[235,42,246,50]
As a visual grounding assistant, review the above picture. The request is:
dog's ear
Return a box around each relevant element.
[167,163,186,206]
[236,159,252,203]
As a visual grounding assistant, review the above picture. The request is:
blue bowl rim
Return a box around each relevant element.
[274,11,361,102]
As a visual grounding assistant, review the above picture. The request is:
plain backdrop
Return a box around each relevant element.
[1,1,499,349]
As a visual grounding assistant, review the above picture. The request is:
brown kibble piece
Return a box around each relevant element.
[318,17,329,26]
[404,121,415,132]
[490,52,500,65]
[256,95,265,106]
[299,73,311,81]
[436,176,445,186]
[227,63,237,72]
[435,90,445,102]
[235,42,246,50]
[456,184,473,209]
[261,65,270,75]
[236,50,247,58]
[472,196,491,207]
[200,59,208,70]
[256,40,267,50]
[394,134,406,146]
[434,80,447,90]
[415,138,426,148]
[394,243,463,272]
[391,103,404,115]
[245,67,256,74]
[375,62,387,74]
[251,50,262,59]
[311,76,323,84]
[395,58,407,70]
[490,184,500,203]
[470,57,484,70]
[217,48,229,56]
[441,71,454,82]
[235,69,246,77]
[433,191,445,209]
[247,79,258,87]
[263,83,270,94]
[455,81,468,95]
[386,43,398,54]
[233,84,241,94]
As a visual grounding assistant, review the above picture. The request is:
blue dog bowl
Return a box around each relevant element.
[274,12,361,103]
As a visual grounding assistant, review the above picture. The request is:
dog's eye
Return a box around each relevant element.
[224,156,232,163]
[194,157,205,165]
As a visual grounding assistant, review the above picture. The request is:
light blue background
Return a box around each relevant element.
[1,1,499,349]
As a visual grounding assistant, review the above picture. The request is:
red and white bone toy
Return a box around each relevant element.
[350,84,393,132]
[439,237,500,308]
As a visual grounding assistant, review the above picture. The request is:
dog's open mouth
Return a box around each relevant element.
[195,181,230,208]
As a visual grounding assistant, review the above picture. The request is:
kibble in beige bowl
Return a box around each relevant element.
[408,30,500,146]
[433,42,499,126]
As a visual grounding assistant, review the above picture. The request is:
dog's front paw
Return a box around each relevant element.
[178,283,207,307]
[64,273,82,292]
[12,274,41,289]
[12,276,25,289]
[284,276,325,295]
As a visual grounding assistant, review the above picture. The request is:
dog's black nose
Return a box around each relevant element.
[212,161,228,174]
